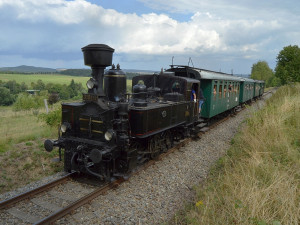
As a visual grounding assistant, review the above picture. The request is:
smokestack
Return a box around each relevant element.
[81,44,114,96]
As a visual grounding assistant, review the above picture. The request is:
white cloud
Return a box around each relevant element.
[0,0,223,55]
[0,0,299,73]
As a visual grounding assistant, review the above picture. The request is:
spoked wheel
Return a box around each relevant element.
[64,148,73,172]
[130,141,144,153]
[117,160,129,174]
[149,135,160,159]
[164,131,173,152]
[131,141,147,164]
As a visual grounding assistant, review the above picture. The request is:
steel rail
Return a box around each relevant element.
[32,141,188,225]
[34,179,123,225]
[0,172,75,210]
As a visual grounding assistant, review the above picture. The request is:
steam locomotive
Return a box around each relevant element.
[44,44,202,181]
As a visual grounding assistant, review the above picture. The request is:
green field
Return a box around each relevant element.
[0,73,89,86]
[0,73,133,92]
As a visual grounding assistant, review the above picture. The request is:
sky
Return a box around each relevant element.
[0,0,299,74]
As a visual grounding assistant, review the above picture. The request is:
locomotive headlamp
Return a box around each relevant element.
[86,78,97,89]
[60,122,71,133]
[104,130,114,141]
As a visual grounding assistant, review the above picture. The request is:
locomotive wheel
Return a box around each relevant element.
[117,160,129,173]
[164,131,173,151]
[64,148,72,173]
[149,135,160,159]
[131,141,144,153]
[173,129,184,142]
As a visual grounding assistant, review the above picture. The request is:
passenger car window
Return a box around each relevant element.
[219,84,222,98]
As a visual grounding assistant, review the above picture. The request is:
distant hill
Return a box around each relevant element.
[0,65,57,73]
[0,65,157,78]
[59,69,91,76]
[59,68,156,76]
[0,65,155,76]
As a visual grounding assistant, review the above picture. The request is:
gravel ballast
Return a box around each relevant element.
[0,92,273,225]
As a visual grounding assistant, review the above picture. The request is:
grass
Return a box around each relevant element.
[172,84,300,225]
[0,73,133,92]
[0,105,61,194]
[0,106,58,153]
[0,139,63,193]
[0,73,89,86]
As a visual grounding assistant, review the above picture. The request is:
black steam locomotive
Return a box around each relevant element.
[44,44,202,181]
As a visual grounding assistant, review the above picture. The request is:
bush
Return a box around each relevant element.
[2,80,27,94]
[39,108,61,127]
[0,87,15,106]
[31,79,46,90]
[48,93,60,105]
[12,93,45,111]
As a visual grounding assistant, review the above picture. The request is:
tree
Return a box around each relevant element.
[0,87,15,106]
[250,61,274,87]
[12,93,45,111]
[3,80,22,94]
[67,79,84,99]
[31,79,46,90]
[48,92,59,105]
[275,45,300,84]
[67,79,77,98]
[59,85,70,99]
[20,82,28,92]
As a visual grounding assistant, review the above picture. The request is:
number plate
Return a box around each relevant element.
[83,93,98,102]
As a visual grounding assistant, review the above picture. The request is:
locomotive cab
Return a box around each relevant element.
[130,73,200,138]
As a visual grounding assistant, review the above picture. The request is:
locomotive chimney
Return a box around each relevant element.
[81,44,114,97]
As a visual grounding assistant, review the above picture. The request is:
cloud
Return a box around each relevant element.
[0,0,299,73]
[0,0,222,55]
[137,0,300,54]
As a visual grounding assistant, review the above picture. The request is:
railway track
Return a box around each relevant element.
[0,172,108,224]
[0,125,225,225]
[0,92,273,224]
[1,142,191,225]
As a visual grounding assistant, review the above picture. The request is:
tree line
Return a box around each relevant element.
[0,69,141,79]
[0,79,85,109]
[0,72,140,108]
[0,69,91,76]
[251,45,300,86]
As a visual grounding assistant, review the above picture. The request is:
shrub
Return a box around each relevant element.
[0,87,15,106]
[39,108,61,127]
[12,93,45,111]
[48,93,60,105]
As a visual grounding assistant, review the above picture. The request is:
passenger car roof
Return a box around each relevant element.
[192,68,244,81]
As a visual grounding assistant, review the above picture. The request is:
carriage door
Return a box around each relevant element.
[191,83,199,116]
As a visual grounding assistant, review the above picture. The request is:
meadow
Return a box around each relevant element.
[0,73,133,93]
[0,105,61,193]
[0,106,57,149]
[0,73,88,86]
[172,84,300,225]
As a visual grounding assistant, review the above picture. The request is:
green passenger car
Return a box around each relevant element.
[239,78,255,103]
[254,80,261,98]
[258,80,265,97]
[198,71,243,118]
[166,66,243,119]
